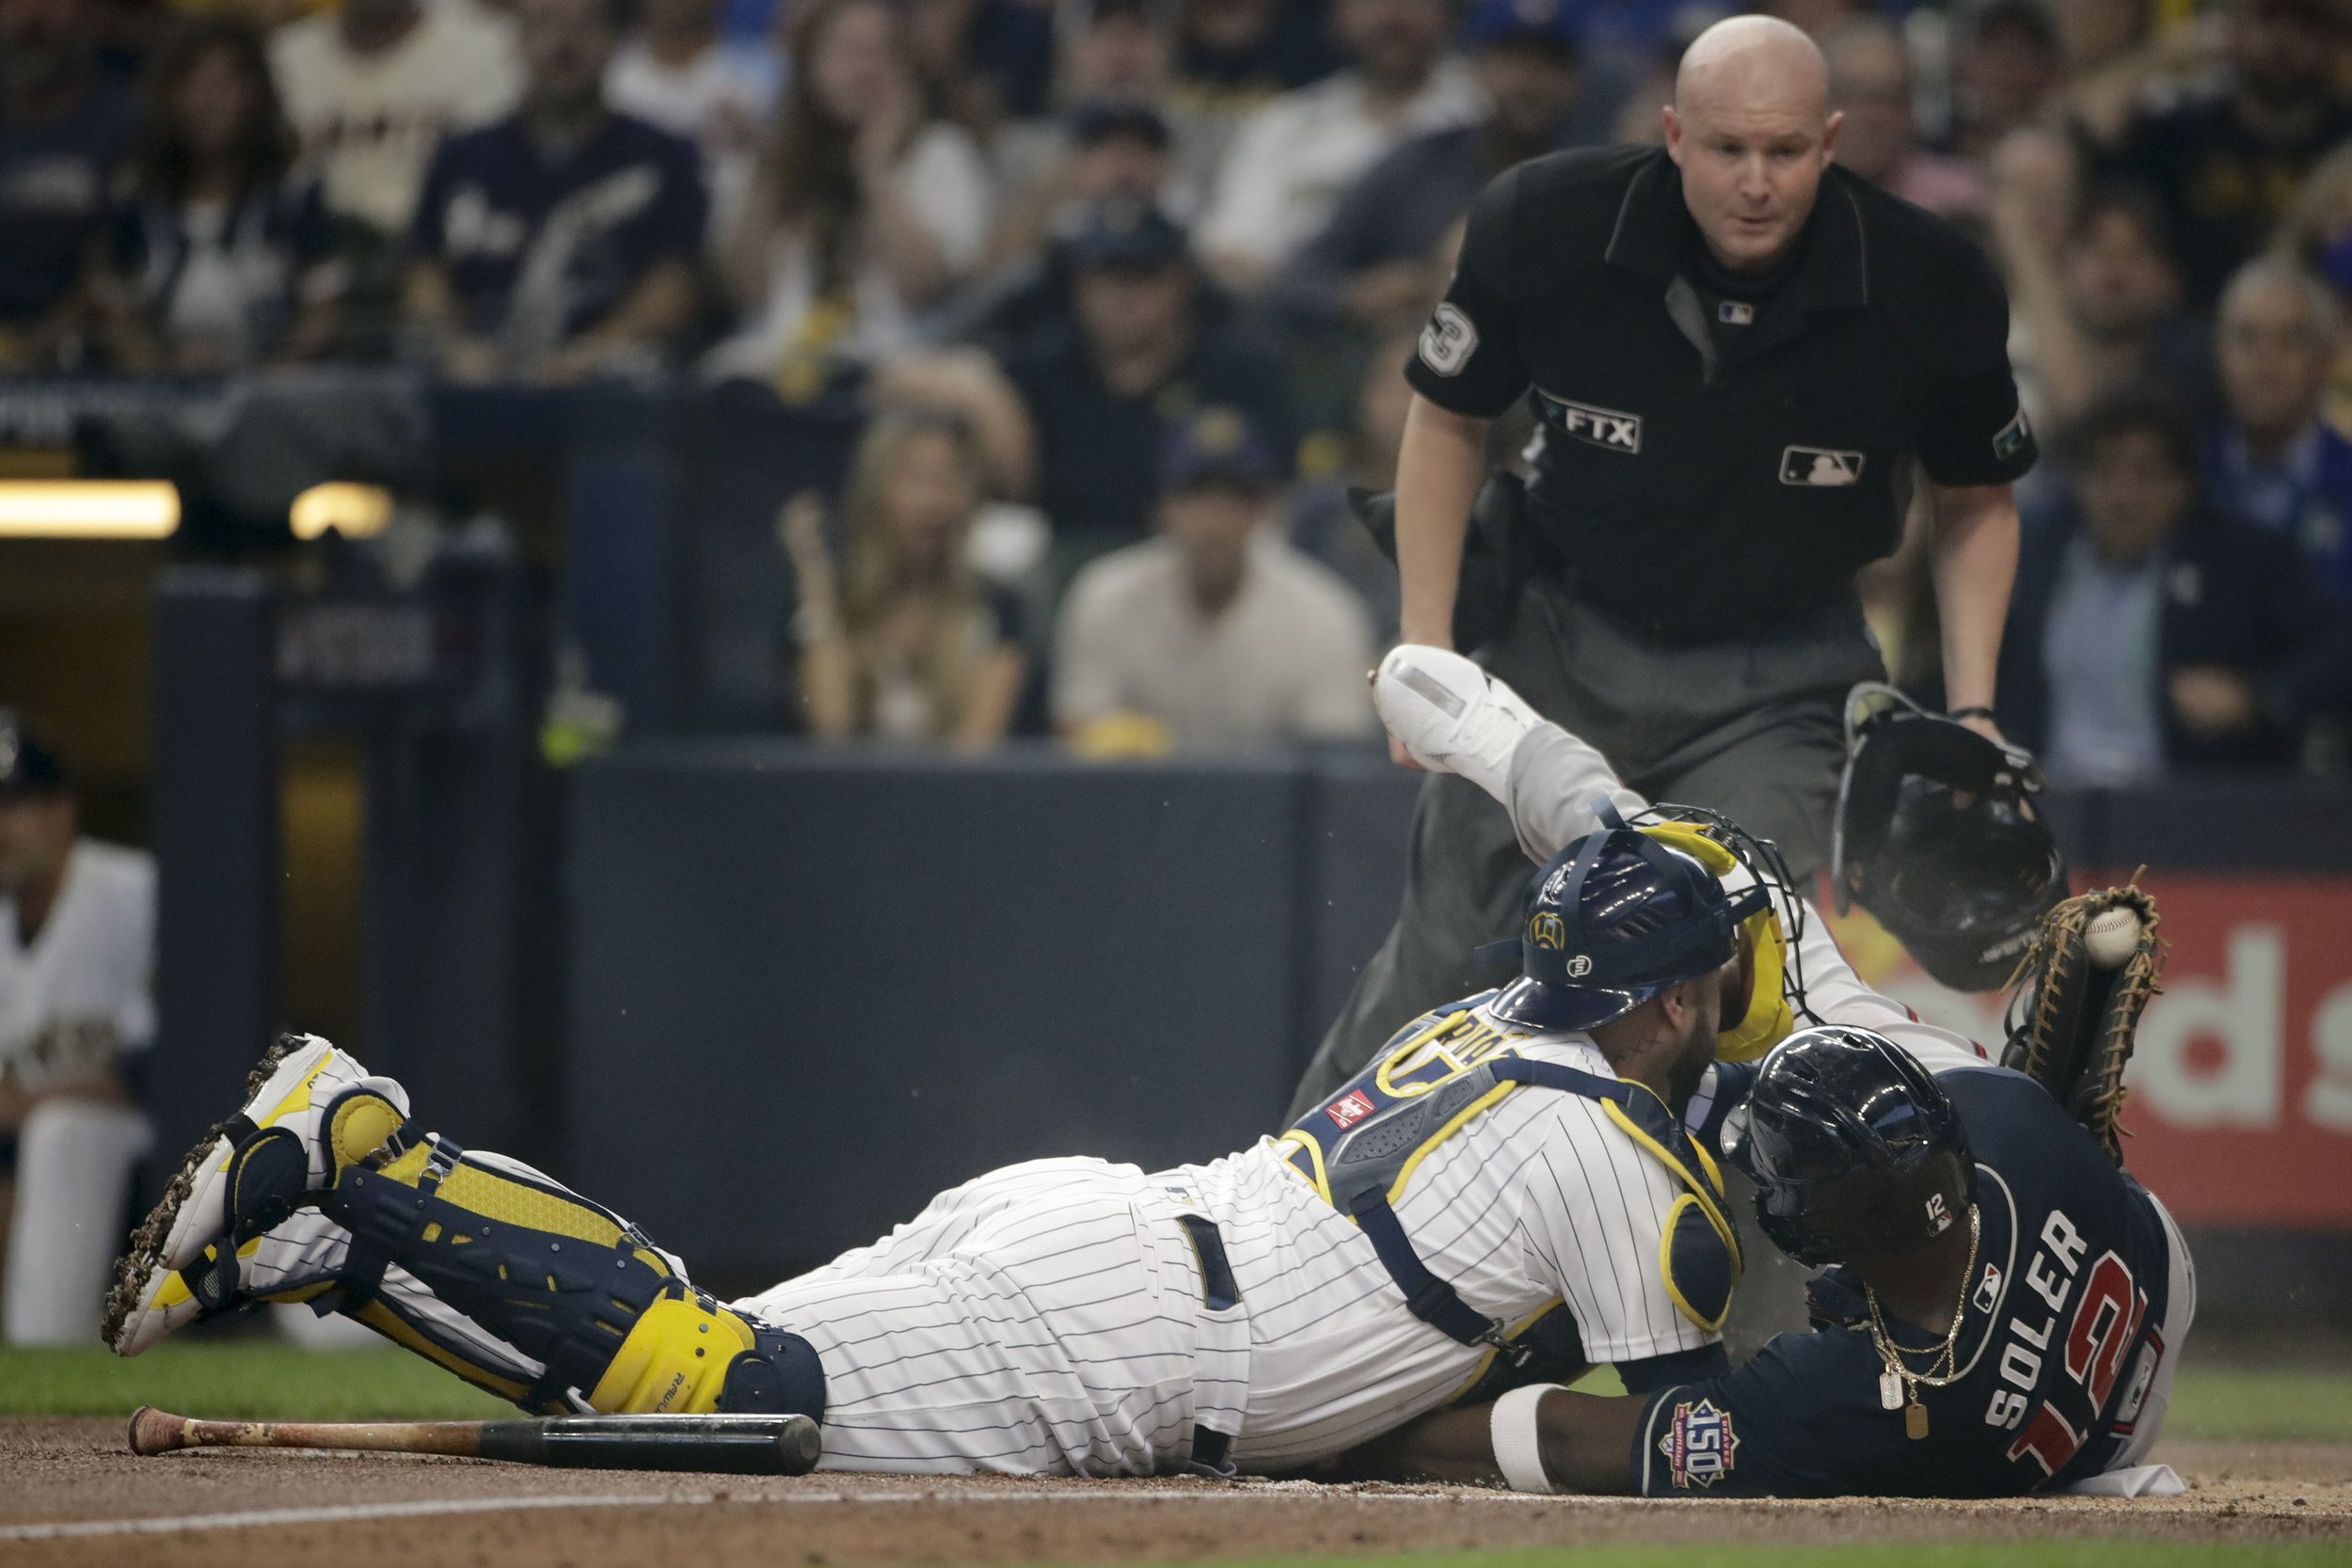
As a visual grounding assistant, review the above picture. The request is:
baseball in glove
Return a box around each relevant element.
[1999,877,2165,1164]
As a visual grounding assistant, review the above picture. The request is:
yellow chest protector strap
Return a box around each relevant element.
[1303,1055,1743,1356]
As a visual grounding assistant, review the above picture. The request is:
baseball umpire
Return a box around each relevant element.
[1348,643,2190,1497]
[1294,13,2039,1121]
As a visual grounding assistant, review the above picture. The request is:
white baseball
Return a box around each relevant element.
[2085,908,2142,970]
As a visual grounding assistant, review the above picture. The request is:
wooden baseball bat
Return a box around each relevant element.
[125,1405,821,1475]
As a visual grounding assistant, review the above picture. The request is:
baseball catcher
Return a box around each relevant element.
[106,813,1796,1476]
[1351,644,2190,1497]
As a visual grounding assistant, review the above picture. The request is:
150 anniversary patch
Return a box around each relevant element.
[1658,1398,1740,1489]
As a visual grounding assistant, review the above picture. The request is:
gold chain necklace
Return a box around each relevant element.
[1863,1202,1980,1441]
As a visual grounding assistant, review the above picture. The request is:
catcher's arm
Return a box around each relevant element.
[1999,879,2166,1162]
[1340,1388,1644,1491]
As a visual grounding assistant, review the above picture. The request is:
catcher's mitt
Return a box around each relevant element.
[1999,878,2165,1163]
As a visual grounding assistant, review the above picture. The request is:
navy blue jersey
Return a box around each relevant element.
[108,179,339,358]
[1004,318,1295,548]
[409,112,705,343]
[1635,1067,2180,1497]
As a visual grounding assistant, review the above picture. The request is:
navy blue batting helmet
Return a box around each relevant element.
[1485,803,1769,1033]
[1720,1026,1974,1267]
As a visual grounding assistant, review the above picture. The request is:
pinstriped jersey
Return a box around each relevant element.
[1160,1004,1721,1469]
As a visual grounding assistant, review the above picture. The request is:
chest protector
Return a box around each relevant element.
[1279,1000,1743,1392]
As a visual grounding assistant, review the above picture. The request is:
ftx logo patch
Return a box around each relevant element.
[1781,446,1864,486]
[1658,1398,1740,1489]
[1543,395,1642,454]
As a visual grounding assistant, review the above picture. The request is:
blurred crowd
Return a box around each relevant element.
[7,0,2352,775]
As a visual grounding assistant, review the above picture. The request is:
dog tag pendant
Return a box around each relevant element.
[1904,1399,1930,1440]
[1879,1370,1903,1411]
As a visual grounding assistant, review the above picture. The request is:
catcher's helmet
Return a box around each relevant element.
[1832,684,2066,993]
[1721,1025,1974,1267]
[1486,802,1770,1033]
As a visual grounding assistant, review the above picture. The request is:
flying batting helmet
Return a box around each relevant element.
[1720,1025,1974,1267]
[1832,684,2067,992]
[1485,802,1770,1033]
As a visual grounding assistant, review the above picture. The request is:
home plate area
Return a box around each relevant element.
[3,1420,2347,1568]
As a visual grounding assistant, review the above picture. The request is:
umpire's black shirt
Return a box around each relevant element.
[1407,144,2038,643]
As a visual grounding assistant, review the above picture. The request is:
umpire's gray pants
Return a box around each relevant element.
[1286,579,1883,1353]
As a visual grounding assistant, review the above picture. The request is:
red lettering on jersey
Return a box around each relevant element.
[2064,1253,2147,1410]
[2007,1399,2085,1476]
[1327,1090,1377,1130]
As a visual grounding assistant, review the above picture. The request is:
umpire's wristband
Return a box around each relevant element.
[1490,1383,1565,1493]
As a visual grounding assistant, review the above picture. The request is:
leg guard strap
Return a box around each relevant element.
[320,1137,824,1420]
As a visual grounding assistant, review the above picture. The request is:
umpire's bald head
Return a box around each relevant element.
[1663,15,1842,274]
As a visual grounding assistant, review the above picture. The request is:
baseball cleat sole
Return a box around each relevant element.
[103,1034,353,1356]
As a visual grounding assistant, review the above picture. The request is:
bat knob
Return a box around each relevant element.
[127,1404,183,1457]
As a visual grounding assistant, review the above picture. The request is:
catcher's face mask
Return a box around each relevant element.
[1832,684,2067,992]
[1637,817,1798,1063]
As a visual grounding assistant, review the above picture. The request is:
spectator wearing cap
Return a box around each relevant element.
[707,0,992,393]
[986,98,1184,287]
[1997,387,2352,785]
[997,198,1294,585]
[1819,18,1982,225]
[1167,0,1342,184]
[989,0,1178,233]
[95,18,344,372]
[2105,0,2352,309]
[405,0,707,384]
[2202,257,2352,603]
[0,715,155,1344]
[0,0,135,371]
[605,0,781,235]
[1269,0,1594,333]
[1197,0,1482,291]
[1055,408,1376,753]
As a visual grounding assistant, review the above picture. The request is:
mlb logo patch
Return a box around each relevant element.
[1327,1090,1377,1130]
[1781,446,1865,486]
[1717,300,1755,325]
[1658,1398,1740,1489]
[1974,1261,2003,1313]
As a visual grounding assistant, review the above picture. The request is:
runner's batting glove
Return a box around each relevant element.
[1372,644,1542,800]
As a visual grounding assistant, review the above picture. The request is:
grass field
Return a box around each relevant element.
[8,1339,2349,1442]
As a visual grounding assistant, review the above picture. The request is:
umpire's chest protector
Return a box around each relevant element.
[1277,1002,1742,1385]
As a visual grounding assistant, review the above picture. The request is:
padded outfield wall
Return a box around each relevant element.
[562,746,2352,1328]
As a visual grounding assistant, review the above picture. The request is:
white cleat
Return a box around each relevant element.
[104,1034,406,1356]
[1373,644,1544,801]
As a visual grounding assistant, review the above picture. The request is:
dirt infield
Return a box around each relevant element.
[3,1418,2347,1567]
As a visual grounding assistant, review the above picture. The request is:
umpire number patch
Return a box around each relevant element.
[1418,304,1478,376]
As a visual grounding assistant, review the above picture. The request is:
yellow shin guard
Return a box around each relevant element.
[321,1130,826,1419]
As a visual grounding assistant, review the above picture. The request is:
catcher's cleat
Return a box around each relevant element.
[1372,643,1542,799]
[105,1034,408,1356]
